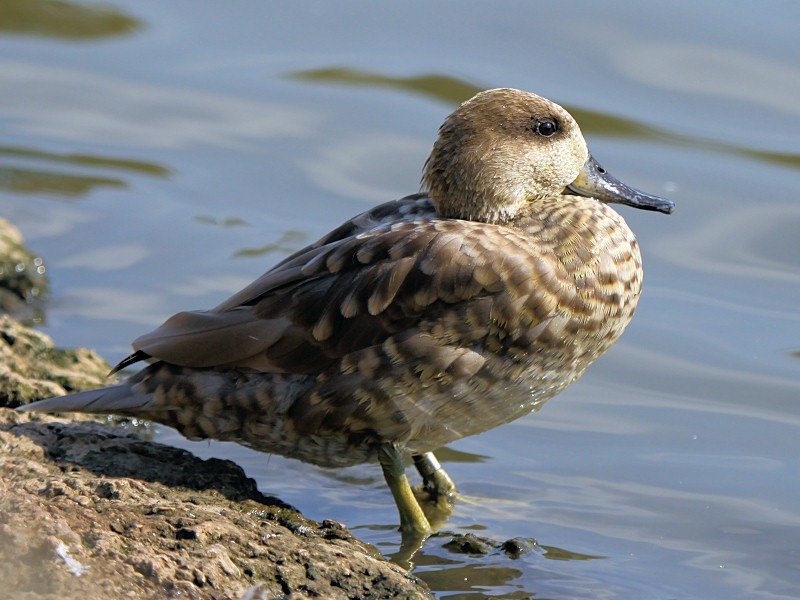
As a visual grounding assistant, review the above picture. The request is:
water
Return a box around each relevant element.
[2,1,799,597]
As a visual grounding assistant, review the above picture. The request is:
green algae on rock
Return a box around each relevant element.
[0,315,111,408]
[0,217,48,322]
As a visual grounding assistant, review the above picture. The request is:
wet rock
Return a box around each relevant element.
[0,220,104,409]
[0,314,111,408]
[0,217,48,322]
[441,533,495,555]
[441,532,540,560]
[500,537,539,559]
[0,409,432,599]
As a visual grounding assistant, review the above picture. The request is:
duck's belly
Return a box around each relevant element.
[136,347,595,469]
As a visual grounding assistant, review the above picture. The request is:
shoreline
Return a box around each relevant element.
[0,217,431,599]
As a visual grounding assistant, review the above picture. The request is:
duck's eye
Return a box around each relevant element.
[535,119,559,137]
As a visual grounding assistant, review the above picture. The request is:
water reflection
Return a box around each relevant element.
[437,533,603,562]
[540,545,603,562]
[289,67,799,171]
[193,215,250,228]
[233,230,307,258]
[290,67,482,105]
[0,59,318,148]
[0,145,169,200]
[0,0,140,40]
[435,447,490,464]
[412,536,604,599]
[417,563,523,595]
[0,146,170,177]
[0,165,124,198]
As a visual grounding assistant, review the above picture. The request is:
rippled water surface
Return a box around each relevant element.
[2,1,799,598]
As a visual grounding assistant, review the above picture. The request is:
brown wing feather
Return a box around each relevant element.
[212,194,433,311]
[128,195,571,384]
[132,308,290,368]
[125,197,431,370]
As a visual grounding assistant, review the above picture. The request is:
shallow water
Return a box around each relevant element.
[2,1,799,598]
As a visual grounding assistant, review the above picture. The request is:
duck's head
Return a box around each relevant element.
[422,88,674,223]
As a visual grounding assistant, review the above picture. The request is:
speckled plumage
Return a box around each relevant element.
[22,88,672,529]
[122,192,642,468]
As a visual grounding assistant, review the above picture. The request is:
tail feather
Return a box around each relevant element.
[17,384,155,416]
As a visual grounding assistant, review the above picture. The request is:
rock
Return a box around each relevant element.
[440,532,540,560]
[0,214,431,598]
[0,409,432,599]
[441,532,495,555]
[0,218,48,322]
[500,537,539,559]
[0,314,111,408]
[0,218,110,409]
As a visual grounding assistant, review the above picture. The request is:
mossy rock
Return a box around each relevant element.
[0,217,48,322]
[0,315,111,408]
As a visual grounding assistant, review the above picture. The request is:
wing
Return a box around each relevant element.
[125,195,433,371]
[125,195,572,382]
[213,194,433,311]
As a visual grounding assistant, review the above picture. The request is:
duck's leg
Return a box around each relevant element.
[378,443,431,535]
[413,452,457,499]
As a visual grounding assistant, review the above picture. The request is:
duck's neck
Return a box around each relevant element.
[427,187,529,225]
[512,196,639,279]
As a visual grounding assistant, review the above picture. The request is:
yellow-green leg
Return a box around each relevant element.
[412,451,457,499]
[378,443,431,535]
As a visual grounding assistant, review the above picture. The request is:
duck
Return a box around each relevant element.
[20,88,674,539]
